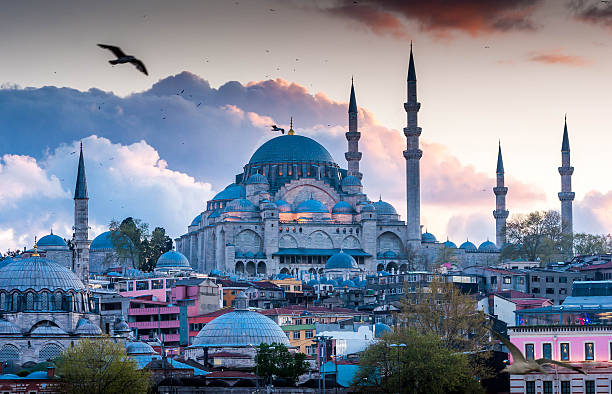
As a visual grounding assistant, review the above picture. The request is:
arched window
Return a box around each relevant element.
[0,293,5,311]
[54,292,63,311]
[0,344,19,362]
[257,261,267,275]
[40,292,49,311]
[38,343,63,362]
[12,293,19,312]
[26,292,34,310]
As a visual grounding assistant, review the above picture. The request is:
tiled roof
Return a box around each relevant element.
[206,371,256,379]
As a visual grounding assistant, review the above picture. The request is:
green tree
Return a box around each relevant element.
[352,328,484,394]
[109,217,149,270]
[254,342,309,386]
[56,337,150,394]
[501,210,571,263]
[141,227,173,272]
[573,233,612,256]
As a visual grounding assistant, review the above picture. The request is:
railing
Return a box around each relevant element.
[141,333,180,342]
[510,325,612,333]
[128,320,180,329]
[128,306,179,315]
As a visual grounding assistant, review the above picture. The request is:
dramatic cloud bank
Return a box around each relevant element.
[569,0,612,28]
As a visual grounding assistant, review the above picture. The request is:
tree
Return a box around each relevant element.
[573,233,612,256]
[352,328,484,394]
[56,337,150,394]
[254,342,309,386]
[141,227,173,272]
[501,210,571,263]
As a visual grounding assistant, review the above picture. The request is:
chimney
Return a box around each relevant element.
[47,366,55,378]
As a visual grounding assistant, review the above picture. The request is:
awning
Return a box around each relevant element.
[272,248,371,257]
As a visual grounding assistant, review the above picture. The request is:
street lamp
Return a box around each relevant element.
[389,343,406,394]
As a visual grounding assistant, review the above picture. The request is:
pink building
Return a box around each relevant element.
[118,277,178,302]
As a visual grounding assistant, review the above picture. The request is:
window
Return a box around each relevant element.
[135,281,149,291]
[526,381,535,394]
[491,276,497,285]
[559,276,568,283]
[561,381,570,394]
[525,344,535,360]
[560,343,570,361]
[519,277,525,285]
[543,381,552,394]
[585,380,595,394]
[305,330,313,339]
[503,276,512,284]
[542,343,552,359]
[546,288,555,295]
[532,288,540,294]
[532,276,540,282]
[559,288,567,295]
[585,342,594,360]
[293,331,300,339]
[151,279,163,289]
[546,276,554,283]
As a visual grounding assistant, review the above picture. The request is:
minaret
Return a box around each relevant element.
[404,43,422,248]
[493,142,509,249]
[345,78,362,179]
[73,142,90,284]
[558,115,575,236]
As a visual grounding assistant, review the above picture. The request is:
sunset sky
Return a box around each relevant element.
[1,0,611,252]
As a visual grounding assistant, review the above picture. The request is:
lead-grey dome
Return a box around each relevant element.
[0,257,85,292]
[326,250,358,270]
[373,199,397,215]
[249,135,335,165]
[225,198,258,212]
[126,341,157,355]
[156,250,191,270]
[75,318,102,335]
[245,174,269,185]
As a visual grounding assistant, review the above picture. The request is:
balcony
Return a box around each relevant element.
[141,333,180,342]
[129,320,180,329]
[128,306,179,315]
[510,325,612,334]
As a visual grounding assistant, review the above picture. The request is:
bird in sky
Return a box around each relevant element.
[489,328,586,375]
[97,44,148,75]
[271,125,285,134]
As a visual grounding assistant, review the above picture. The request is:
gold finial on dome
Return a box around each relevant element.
[287,116,295,135]
[32,236,40,257]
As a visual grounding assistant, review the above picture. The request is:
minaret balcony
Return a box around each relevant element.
[493,209,509,219]
[403,149,423,160]
[558,192,575,201]
[403,127,422,137]
[345,131,361,141]
[345,152,362,161]
[558,166,574,176]
[404,102,421,112]
[493,186,508,195]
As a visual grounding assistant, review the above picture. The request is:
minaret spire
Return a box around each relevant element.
[345,78,362,179]
[493,141,509,249]
[74,141,88,199]
[559,115,575,244]
[404,43,422,249]
[73,141,90,284]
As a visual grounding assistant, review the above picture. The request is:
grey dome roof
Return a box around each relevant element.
[75,318,102,335]
[341,175,362,187]
[295,199,328,213]
[156,250,191,269]
[325,250,357,270]
[190,214,202,226]
[421,232,437,243]
[0,257,85,292]
[0,319,20,334]
[213,183,246,201]
[245,174,269,185]
[31,324,68,336]
[37,234,67,247]
[225,198,257,212]
[444,240,457,249]
[361,203,376,213]
[126,341,157,355]
[114,316,130,333]
[249,135,335,165]
[459,241,477,251]
[478,240,498,252]
[332,201,354,214]
[373,199,397,215]
[192,310,290,348]
[275,200,292,212]
[90,231,113,250]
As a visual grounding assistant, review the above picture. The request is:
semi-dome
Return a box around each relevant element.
[421,232,437,243]
[459,241,477,251]
[275,200,292,213]
[295,199,328,213]
[225,198,257,213]
[373,199,397,215]
[249,135,335,165]
[0,257,85,292]
[126,341,157,355]
[361,204,375,213]
[374,323,391,338]
[341,175,362,187]
[0,318,20,334]
[208,210,221,219]
[478,240,498,252]
[192,293,290,348]
[382,250,398,259]
[31,324,67,336]
[325,250,357,270]
[443,240,457,249]
[37,234,67,248]
[212,183,246,201]
[156,250,191,270]
[332,201,354,214]
[245,174,269,185]
[190,214,202,227]
[74,318,102,335]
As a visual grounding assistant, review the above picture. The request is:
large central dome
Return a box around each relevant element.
[249,135,336,165]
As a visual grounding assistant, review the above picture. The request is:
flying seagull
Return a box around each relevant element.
[97,44,148,75]
[489,328,586,375]
[271,125,285,134]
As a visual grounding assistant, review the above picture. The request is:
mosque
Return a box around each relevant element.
[176,46,575,277]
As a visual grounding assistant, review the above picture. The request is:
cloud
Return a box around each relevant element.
[574,190,612,234]
[307,0,542,38]
[528,49,591,66]
[568,0,612,28]
[446,212,494,245]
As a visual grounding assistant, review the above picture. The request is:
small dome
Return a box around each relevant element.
[26,371,49,379]
[478,240,498,252]
[295,199,328,213]
[0,318,20,334]
[332,201,354,214]
[341,175,362,187]
[75,318,102,335]
[37,234,67,247]
[443,240,457,249]
[373,199,397,215]
[91,231,113,250]
[421,232,437,243]
[325,250,357,270]
[113,316,130,334]
[382,250,397,259]
[361,204,376,213]
[156,250,191,270]
[341,279,355,287]
[245,174,269,185]
[126,341,157,355]
[275,200,292,213]
[374,323,391,338]
[212,183,246,201]
[190,214,202,226]
[459,241,477,251]
[248,135,335,166]
[0,257,85,292]
[225,198,257,213]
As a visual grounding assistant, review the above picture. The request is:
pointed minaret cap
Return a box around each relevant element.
[496,140,504,174]
[74,141,88,199]
[407,41,416,81]
[348,77,357,113]
[562,114,570,152]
